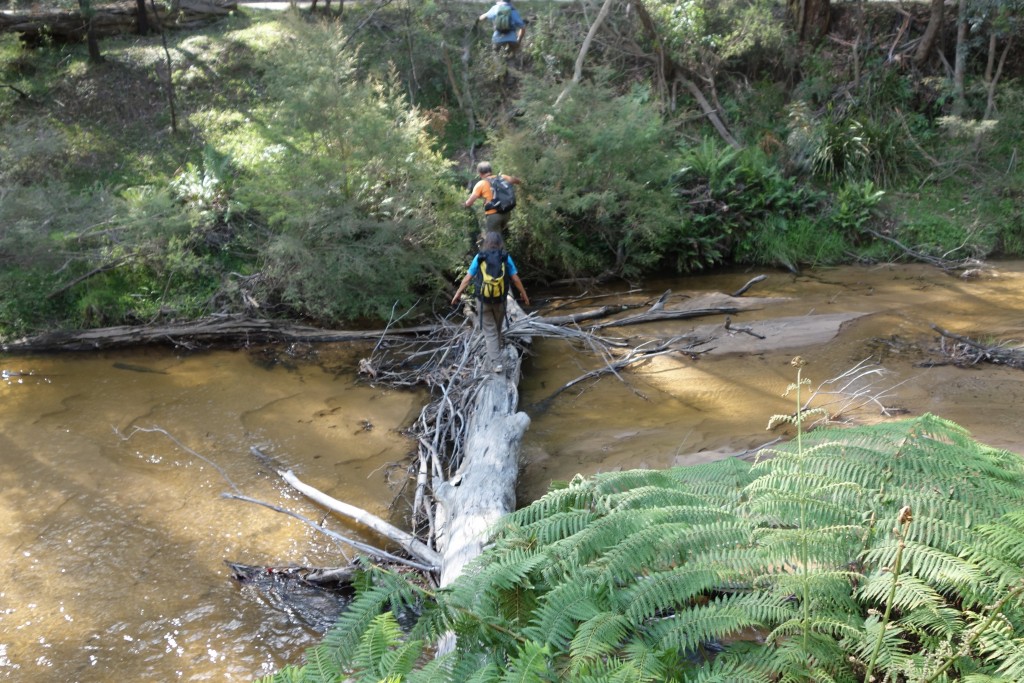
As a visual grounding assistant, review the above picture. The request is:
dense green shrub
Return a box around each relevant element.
[672,139,852,270]
[495,78,685,280]
[235,16,464,321]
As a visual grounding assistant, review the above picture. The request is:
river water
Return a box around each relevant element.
[2,262,1023,681]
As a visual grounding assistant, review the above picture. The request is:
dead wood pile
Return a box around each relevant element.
[930,324,1024,369]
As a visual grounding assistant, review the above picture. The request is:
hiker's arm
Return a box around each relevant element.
[510,274,530,307]
[465,183,482,207]
[451,273,473,305]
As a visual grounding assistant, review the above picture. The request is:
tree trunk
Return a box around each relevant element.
[983,36,1012,120]
[79,0,104,63]
[914,0,944,66]
[630,0,741,149]
[789,0,830,43]
[952,0,968,116]
[0,1,236,43]
[433,371,530,588]
[135,0,150,34]
[554,0,616,108]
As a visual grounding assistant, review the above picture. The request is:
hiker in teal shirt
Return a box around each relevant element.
[479,0,526,52]
[451,231,530,374]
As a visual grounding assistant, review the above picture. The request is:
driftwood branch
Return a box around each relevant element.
[589,306,740,331]
[724,315,765,340]
[731,275,767,297]
[2,314,437,352]
[863,228,983,272]
[275,466,441,570]
[223,493,436,572]
[529,336,702,410]
[1,82,29,98]
[48,256,129,299]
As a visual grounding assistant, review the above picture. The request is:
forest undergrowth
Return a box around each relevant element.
[0,0,1021,340]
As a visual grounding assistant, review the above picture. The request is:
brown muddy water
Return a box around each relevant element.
[2,262,1024,681]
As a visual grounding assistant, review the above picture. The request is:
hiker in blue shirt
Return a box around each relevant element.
[451,231,530,374]
[479,0,526,53]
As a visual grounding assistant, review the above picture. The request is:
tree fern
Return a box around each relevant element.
[263,411,1024,682]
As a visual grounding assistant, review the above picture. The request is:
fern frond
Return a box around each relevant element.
[975,519,1024,565]
[685,654,773,683]
[505,510,597,546]
[603,484,708,510]
[961,544,1024,600]
[301,645,342,683]
[764,632,851,679]
[568,611,631,672]
[857,572,956,635]
[762,570,862,615]
[500,641,554,683]
[747,492,865,531]
[352,612,403,678]
[973,614,1024,682]
[311,582,393,668]
[523,580,608,651]
[592,469,680,498]
[618,563,742,622]
[753,525,864,569]
[901,605,965,641]
[649,592,790,655]
[591,520,750,585]
[863,540,984,595]
[849,615,915,678]
[503,484,598,528]
[616,639,671,683]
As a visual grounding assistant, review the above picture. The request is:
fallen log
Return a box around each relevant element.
[5,279,776,353]
[1,314,436,352]
[0,0,237,43]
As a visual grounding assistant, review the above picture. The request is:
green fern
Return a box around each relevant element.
[264,413,1024,682]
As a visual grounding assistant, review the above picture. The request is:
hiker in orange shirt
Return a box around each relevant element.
[465,161,521,235]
